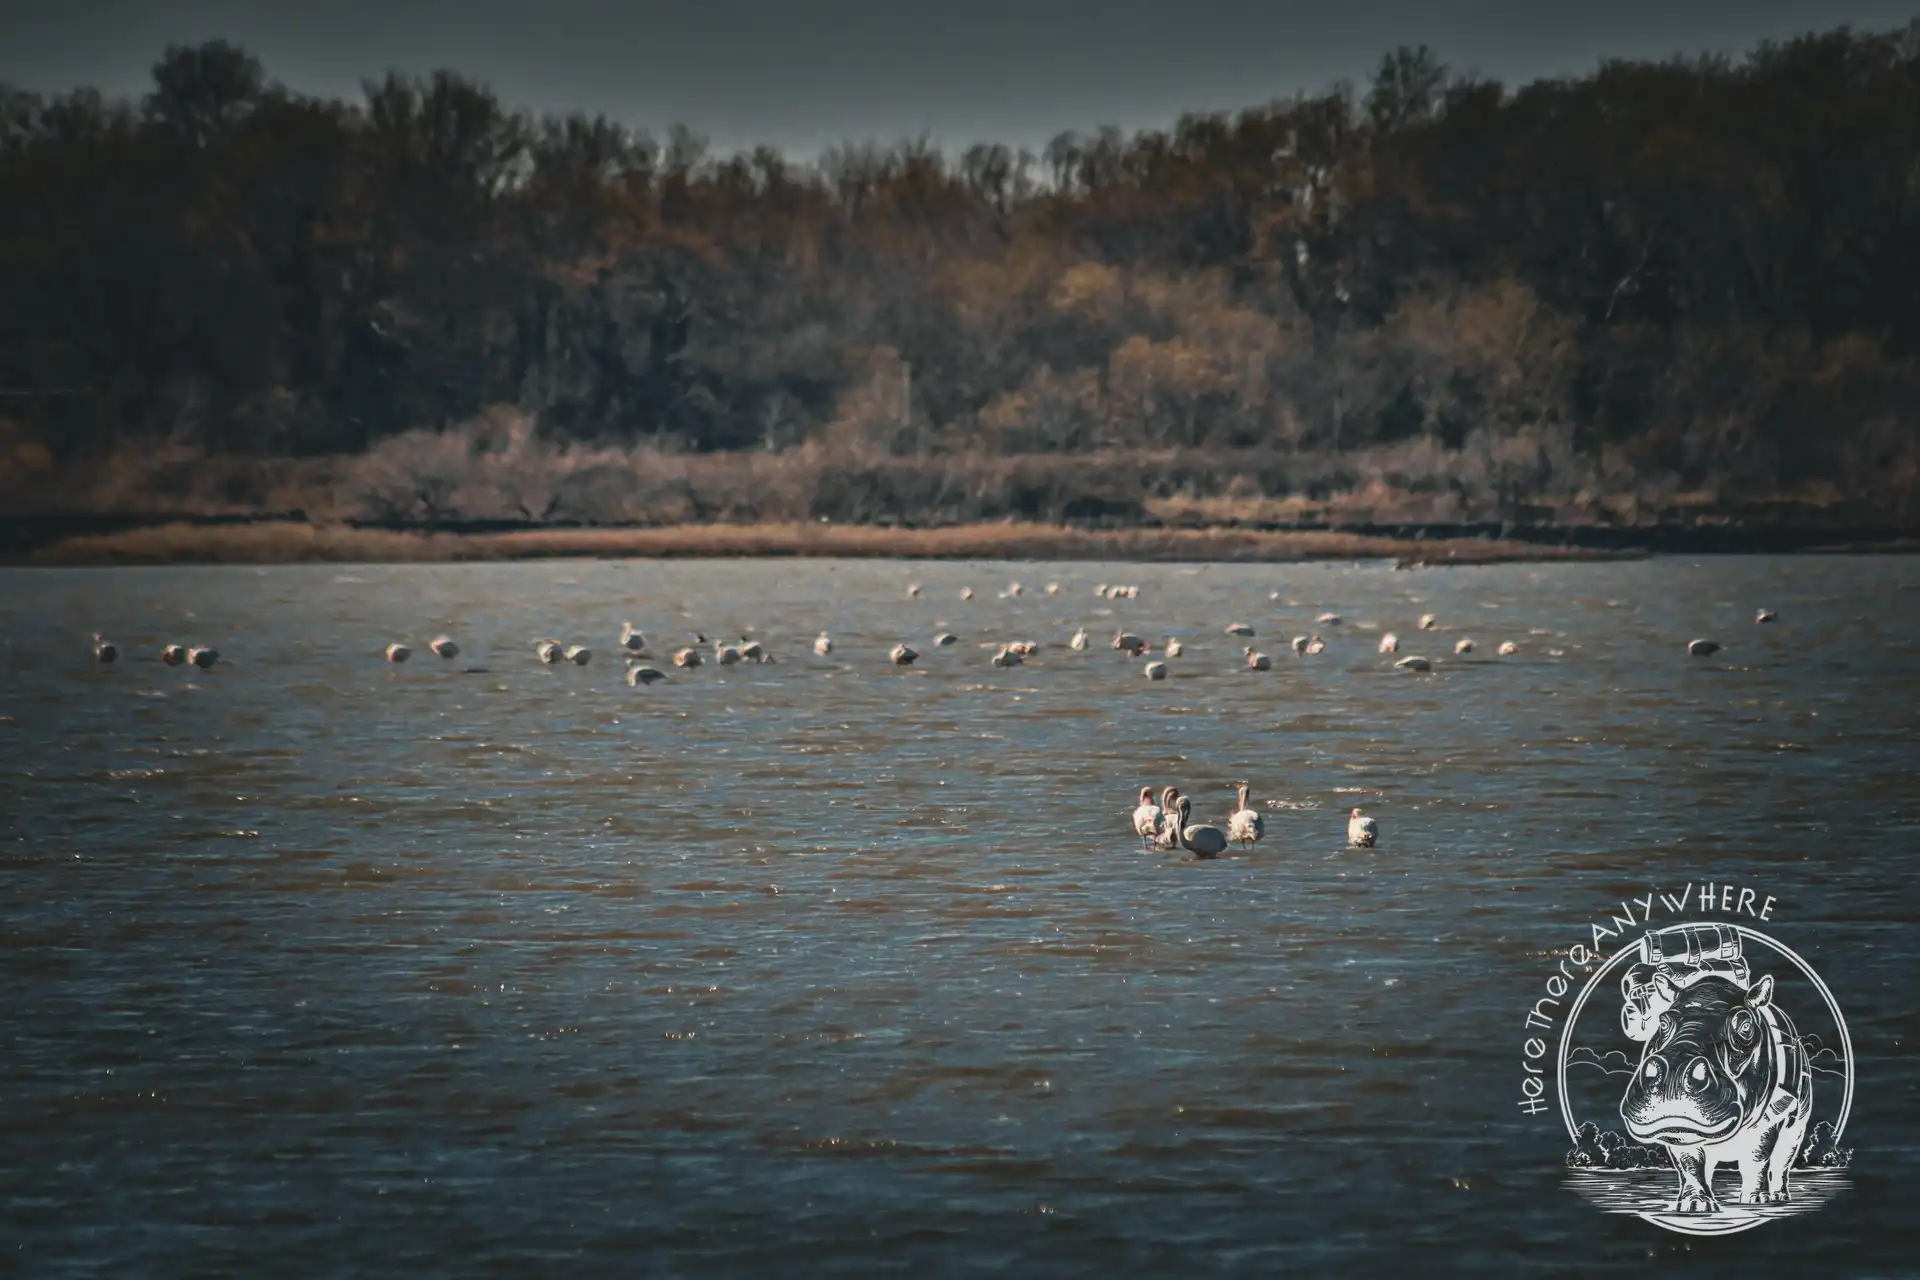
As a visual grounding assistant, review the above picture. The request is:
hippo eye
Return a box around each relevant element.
[1729,1010,1755,1045]
[1656,1013,1674,1041]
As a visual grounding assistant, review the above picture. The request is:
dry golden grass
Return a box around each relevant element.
[19,519,1632,566]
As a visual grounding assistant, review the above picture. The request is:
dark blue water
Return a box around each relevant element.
[2,557,1915,1275]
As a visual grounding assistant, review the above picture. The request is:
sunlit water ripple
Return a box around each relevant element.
[1,557,1915,1275]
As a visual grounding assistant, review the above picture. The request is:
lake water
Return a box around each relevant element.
[2,557,1916,1275]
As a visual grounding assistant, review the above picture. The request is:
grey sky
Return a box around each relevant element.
[3,0,1915,156]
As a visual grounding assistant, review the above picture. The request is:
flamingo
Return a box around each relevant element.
[813,631,833,656]
[1131,786,1164,849]
[991,645,1023,668]
[1304,635,1325,655]
[91,633,118,663]
[627,665,666,686]
[1348,807,1379,848]
[1497,641,1518,656]
[160,643,187,666]
[564,645,592,666]
[673,646,703,668]
[935,633,958,647]
[740,638,767,663]
[429,635,459,659]
[619,623,646,653]
[535,639,564,664]
[1419,613,1437,630]
[1151,788,1183,850]
[890,643,920,666]
[1379,632,1399,654]
[1172,796,1228,859]
[1317,612,1342,625]
[1225,623,1255,637]
[187,646,219,670]
[1755,608,1776,624]
[1113,631,1147,656]
[1394,655,1432,673]
[385,642,411,663]
[1291,635,1310,654]
[1144,660,1168,680]
[908,583,921,597]
[1164,638,1183,658]
[1069,628,1089,651]
[1454,637,1474,655]
[1688,639,1722,657]
[1228,784,1265,847]
[714,640,743,666]
[1046,583,1061,596]
[960,588,974,601]
[1245,647,1271,671]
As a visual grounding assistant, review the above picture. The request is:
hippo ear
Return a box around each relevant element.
[1652,970,1677,1002]
[1748,973,1774,1009]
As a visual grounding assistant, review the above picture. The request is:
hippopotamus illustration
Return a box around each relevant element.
[1620,971,1812,1213]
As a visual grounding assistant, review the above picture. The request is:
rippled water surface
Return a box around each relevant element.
[3,557,1916,1275]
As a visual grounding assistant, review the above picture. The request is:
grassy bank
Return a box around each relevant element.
[10,520,1640,566]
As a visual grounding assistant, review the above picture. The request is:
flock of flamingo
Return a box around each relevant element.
[84,575,1778,859]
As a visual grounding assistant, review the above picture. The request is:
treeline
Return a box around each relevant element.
[3,25,1919,524]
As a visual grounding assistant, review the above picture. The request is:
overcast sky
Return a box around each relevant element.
[4,0,1915,156]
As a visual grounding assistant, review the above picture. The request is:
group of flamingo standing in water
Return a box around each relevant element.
[85,574,1778,859]
[1129,782,1378,860]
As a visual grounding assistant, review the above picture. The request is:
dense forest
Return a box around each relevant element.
[3,23,1919,527]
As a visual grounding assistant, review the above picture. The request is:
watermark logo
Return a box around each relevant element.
[1518,884,1853,1236]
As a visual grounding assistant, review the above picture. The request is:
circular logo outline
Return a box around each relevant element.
[1555,923,1853,1235]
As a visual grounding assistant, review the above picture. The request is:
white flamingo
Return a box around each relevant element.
[91,633,118,663]
[1497,641,1518,656]
[1394,655,1432,673]
[1225,623,1254,637]
[890,643,920,666]
[1046,583,1061,596]
[1317,612,1342,625]
[1419,613,1437,630]
[1164,638,1184,658]
[535,639,564,664]
[1454,637,1474,654]
[1755,608,1776,624]
[1131,786,1164,849]
[935,633,958,647]
[160,643,187,666]
[187,646,219,670]
[1172,796,1228,859]
[1113,631,1146,656]
[627,665,666,686]
[619,622,646,653]
[960,588,974,601]
[1151,787,1183,850]
[673,646,703,669]
[1304,635,1325,655]
[991,645,1023,668]
[564,645,592,666]
[908,583,921,597]
[1291,635,1310,654]
[814,631,833,656]
[714,640,743,666]
[1245,647,1271,671]
[1069,628,1089,651]
[1379,632,1399,654]
[1228,784,1265,847]
[1688,639,1722,657]
[740,638,767,663]
[1348,807,1379,847]
[1144,659,1168,680]
[385,642,411,663]
[429,635,459,659]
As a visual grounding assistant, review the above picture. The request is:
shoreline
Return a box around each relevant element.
[6,517,1916,567]
[8,519,1653,566]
